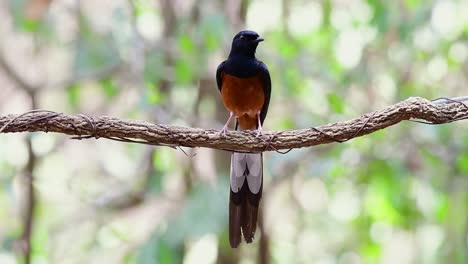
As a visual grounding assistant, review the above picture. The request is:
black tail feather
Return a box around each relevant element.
[229,176,263,248]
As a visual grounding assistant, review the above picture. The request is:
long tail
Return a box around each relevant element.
[229,152,263,248]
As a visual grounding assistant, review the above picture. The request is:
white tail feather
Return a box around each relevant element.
[230,152,262,194]
[230,153,246,192]
[245,153,262,193]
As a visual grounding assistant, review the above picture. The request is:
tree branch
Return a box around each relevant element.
[0,97,467,152]
[0,52,38,95]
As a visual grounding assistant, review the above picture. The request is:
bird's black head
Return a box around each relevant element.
[229,30,264,58]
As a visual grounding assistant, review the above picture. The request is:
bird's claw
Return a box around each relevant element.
[255,129,263,138]
[219,112,234,137]
[219,127,229,137]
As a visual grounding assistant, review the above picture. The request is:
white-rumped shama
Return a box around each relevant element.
[216,30,271,248]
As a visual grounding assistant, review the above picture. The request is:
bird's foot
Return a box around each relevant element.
[219,112,234,137]
[255,111,263,138]
[219,126,229,137]
[255,128,263,138]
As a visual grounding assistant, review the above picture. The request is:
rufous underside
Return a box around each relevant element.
[221,73,265,130]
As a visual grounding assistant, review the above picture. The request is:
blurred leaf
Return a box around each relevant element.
[329,58,345,78]
[73,16,119,77]
[435,193,449,223]
[146,151,162,194]
[365,185,401,224]
[328,164,347,179]
[164,182,228,244]
[21,19,40,32]
[137,237,157,264]
[144,53,164,84]
[137,236,182,264]
[10,0,35,31]
[100,78,118,99]
[124,252,135,264]
[322,0,332,26]
[404,0,422,10]
[306,27,335,53]
[199,15,226,52]
[158,241,177,264]
[145,82,161,105]
[138,183,226,263]
[327,93,345,113]
[284,67,302,93]
[178,34,195,54]
[174,59,193,85]
[273,33,299,58]
[204,30,220,51]
[456,153,468,173]
[361,241,381,263]
[421,148,442,168]
[400,82,421,100]
[363,160,406,225]
[67,84,80,107]
[367,0,388,32]
[278,117,295,130]
[9,0,54,36]
[153,149,173,172]
[132,0,155,16]
[436,125,453,143]
[31,203,50,259]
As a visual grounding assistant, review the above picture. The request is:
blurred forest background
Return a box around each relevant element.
[0,0,467,263]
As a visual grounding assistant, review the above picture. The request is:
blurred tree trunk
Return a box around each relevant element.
[258,205,270,264]
[20,92,37,264]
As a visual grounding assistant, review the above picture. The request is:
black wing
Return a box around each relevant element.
[258,61,271,125]
[216,60,226,92]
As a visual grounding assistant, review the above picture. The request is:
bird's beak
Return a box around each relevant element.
[255,37,264,43]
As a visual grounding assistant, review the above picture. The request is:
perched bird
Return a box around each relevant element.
[216,30,271,248]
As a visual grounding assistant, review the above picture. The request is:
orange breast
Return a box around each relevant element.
[221,74,265,130]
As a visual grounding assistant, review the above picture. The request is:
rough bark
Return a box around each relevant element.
[1,97,467,153]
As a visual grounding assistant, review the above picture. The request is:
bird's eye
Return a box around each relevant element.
[239,35,245,39]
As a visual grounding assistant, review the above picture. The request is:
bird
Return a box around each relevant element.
[215,30,271,248]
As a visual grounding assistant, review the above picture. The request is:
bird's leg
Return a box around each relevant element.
[220,112,234,136]
[256,111,263,137]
